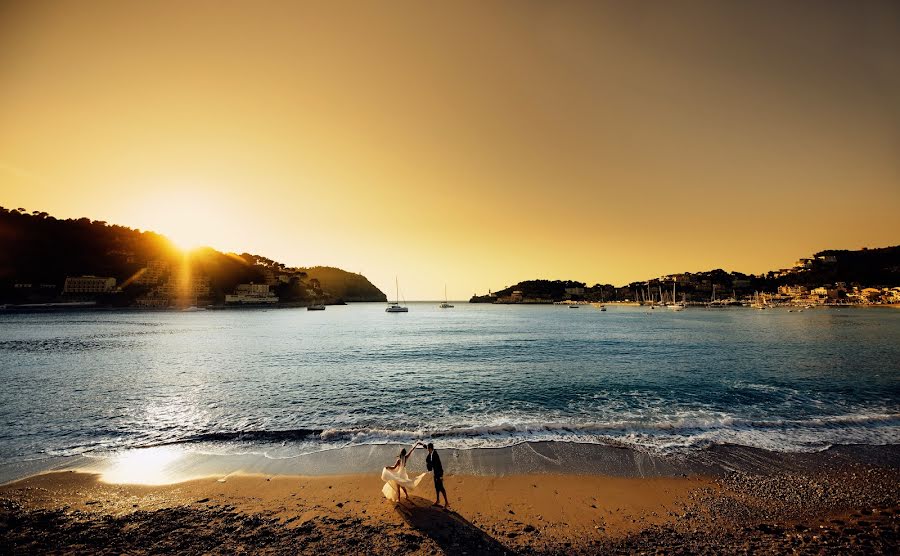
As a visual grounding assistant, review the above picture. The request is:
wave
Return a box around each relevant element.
[177,429,326,443]
[140,412,900,455]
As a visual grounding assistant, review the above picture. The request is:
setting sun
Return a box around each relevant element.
[125,189,234,252]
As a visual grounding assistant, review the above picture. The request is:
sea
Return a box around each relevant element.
[1,303,898,468]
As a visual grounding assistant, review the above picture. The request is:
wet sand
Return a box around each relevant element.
[2,444,899,554]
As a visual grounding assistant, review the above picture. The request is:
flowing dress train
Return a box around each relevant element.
[381,456,429,501]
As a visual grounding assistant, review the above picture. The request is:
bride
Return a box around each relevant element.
[381,442,429,502]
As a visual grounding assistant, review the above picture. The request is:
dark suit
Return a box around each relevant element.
[426,450,446,497]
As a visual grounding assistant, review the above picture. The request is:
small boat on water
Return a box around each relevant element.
[386,277,409,313]
[750,291,767,309]
[307,303,326,311]
[668,282,685,311]
[568,304,580,308]
[439,285,454,308]
[706,285,729,308]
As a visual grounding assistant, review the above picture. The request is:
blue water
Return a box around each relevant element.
[1,304,898,464]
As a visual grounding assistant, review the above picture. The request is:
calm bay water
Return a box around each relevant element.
[1,304,898,464]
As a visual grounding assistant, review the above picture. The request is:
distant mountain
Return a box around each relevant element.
[0,206,386,305]
[471,245,900,303]
[299,266,386,303]
[471,279,589,303]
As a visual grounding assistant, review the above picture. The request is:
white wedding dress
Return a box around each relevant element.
[381,455,429,501]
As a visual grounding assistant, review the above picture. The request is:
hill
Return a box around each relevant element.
[300,267,386,303]
[0,206,385,305]
[471,246,900,303]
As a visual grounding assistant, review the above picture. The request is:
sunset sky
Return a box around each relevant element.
[1,1,898,299]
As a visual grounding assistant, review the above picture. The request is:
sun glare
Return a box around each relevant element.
[168,230,205,252]
[164,215,211,251]
[100,446,184,485]
[130,190,229,252]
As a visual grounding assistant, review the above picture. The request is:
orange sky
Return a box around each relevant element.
[1,1,898,299]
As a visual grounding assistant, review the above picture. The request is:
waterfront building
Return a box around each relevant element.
[63,276,116,294]
[135,260,171,286]
[157,274,211,300]
[135,270,211,308]
[859,288,882,303]
[778,285,808,296]
[225,283,279,304]
[885,288,900,303]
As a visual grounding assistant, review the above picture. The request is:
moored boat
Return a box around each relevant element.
[386,277,409,313]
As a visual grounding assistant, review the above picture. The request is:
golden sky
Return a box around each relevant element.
[1,1,898,299]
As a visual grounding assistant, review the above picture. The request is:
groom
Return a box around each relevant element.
[425,443,449,508]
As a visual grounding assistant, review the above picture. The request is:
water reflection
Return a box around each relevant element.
[100,446,184,484]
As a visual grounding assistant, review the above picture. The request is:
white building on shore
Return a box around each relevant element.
[225,283,279,305]
[63,276,116,294]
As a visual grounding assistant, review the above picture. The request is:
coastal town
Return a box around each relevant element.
[470,247,900,308]
[4,261,379,310]
[479,282,900,307]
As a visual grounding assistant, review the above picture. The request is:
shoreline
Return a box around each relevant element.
[2,446,898,554]
[4,441,899,487]
[4,301,899,312]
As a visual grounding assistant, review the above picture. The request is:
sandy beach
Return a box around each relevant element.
[2,444,898,554]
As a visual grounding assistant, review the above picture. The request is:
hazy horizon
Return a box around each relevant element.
[2,1,899,299]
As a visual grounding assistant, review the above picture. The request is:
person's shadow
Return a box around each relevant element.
[394,496,512,555]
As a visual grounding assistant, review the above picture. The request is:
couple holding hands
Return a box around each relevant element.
[381,441,450,508]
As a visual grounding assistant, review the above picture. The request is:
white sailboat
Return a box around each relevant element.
[668,281,685,310]
[439,285,454,309]
[750,291,767,310]
[707,284,728,308]
[386,277,409,313]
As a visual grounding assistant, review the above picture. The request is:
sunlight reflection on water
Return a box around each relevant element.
[100,446,184,485]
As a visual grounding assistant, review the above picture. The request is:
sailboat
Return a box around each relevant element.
[439,285,454,308]
[750,291,767,310]
[668,281,685,310]
[597,290,607,311]
[707,284,728,308]
[386,277,409,313]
